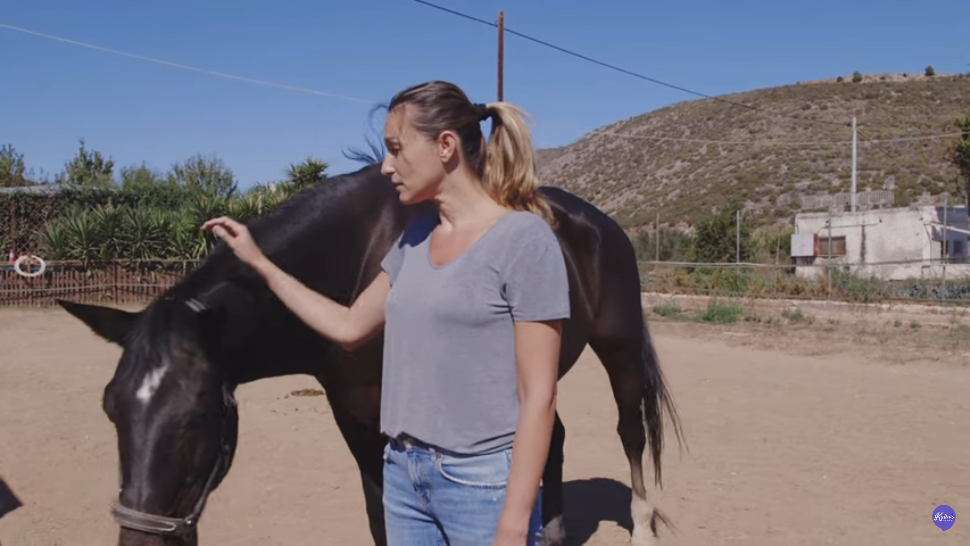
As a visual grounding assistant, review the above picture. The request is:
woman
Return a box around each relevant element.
[204,80,569,545]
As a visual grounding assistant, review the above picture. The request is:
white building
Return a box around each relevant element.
[791,205,970,281]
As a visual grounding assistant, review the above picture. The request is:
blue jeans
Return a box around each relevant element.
[382,436,543,545]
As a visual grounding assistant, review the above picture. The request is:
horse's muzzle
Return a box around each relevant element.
[118,525,198,546]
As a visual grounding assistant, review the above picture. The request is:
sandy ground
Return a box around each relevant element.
[0,302,967,545]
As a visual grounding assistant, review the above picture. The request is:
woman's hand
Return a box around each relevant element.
[491,519,529,546]
[202,216,267,267]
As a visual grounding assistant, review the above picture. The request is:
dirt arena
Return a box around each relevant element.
[1,297,967,545]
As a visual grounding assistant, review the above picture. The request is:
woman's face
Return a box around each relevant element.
[381,105,448,204]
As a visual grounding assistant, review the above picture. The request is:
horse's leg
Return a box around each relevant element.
[589,318,679,546]
[320,381,387,546]
[538,412,566,546]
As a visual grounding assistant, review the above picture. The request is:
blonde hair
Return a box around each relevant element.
[386,81,555,226]
[480,102,555,225]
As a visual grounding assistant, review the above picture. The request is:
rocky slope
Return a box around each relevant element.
[537,73,970,229]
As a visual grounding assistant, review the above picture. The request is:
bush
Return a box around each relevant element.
[853,71,863,83]
[693,202,755,263]
[697,299,744,324]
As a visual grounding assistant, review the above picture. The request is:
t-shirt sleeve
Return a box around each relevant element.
[502,219,571,322]
[381,233,406,285]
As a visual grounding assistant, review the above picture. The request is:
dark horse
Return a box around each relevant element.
[57,159,682,546]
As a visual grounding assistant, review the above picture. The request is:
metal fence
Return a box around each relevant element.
[638,259,970,305]
[0,259,201,307]
[4,201,970,308]
[635,201,970,306]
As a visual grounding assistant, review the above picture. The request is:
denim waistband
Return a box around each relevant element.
[387,434,508,459]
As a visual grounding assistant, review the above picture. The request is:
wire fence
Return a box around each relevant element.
[635,201,970,306]
[3,202,970,308]
[638,259,970,305]
[0,259,201,307]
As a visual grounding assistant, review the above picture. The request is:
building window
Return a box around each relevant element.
[943,240,965,261]
[818,236,846,257]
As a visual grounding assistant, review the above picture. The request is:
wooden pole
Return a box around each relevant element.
[497,10,504,101]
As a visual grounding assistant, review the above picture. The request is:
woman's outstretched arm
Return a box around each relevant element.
[203,216,389,350]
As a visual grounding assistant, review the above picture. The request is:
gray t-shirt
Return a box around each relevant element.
[380,210,571,455]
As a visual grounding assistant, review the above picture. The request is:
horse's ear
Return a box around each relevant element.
[56,299,139,345]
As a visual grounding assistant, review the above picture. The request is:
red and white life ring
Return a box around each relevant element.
[13,255,47,278]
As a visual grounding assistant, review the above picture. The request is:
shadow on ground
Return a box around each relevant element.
[562,477,632,544]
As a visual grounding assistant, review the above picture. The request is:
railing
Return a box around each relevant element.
[639,259,970,306]
[4,257,970,309]
[0,260,202,307]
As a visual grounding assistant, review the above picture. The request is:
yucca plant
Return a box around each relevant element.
[170,210,209,260]
[59,206,101,260]
[226,193,262,223]
[89,204,126,259]
[120,207,173,260]
[37,220,71,260]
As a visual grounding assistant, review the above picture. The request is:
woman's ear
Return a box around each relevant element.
[437,130,459,163]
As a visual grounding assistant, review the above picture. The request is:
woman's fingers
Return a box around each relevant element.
[203,217,247,238]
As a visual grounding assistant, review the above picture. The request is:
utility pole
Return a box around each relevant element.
[850,116,857,212]
[497,11,504,101]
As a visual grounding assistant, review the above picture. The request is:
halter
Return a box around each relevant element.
[110,382,237,539]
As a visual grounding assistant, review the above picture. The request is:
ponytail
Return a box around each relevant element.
[481,103,556,227]
[385,81,556,226]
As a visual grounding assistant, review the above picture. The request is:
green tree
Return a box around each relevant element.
[120,163,165,191]
[285,157,329,191]
[121,163,188,209]
[925,65,936,77]
[693,203,753,263]
[953,111,970,210]
[0,144,28,188]
[168,153,237,198]
[852,71,863,83]
[59,139,114,188]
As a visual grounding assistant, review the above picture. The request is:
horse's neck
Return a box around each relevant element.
[217,206,388,385]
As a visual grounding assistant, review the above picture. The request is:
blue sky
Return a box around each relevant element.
[2,0,967,191]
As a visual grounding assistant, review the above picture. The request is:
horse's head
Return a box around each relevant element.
[58,296,237,546]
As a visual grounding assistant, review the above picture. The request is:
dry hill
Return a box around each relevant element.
[537,73,970,230]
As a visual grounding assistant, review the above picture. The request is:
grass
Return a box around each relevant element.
[697,300,745,323]
[652,301,684,319]
[651,298,747,324]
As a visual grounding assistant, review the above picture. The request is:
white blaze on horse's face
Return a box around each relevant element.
[135,364,170,405]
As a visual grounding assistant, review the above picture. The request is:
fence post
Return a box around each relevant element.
[736,209,741,264]
[827,207,833,299]
[940,196,950,300]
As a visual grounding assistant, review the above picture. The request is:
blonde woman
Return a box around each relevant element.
[205,80,568,545]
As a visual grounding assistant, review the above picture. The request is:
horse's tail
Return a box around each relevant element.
[640,318,686,488]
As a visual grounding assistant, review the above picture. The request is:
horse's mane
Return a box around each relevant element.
[342,135,386,167]
[168,158,391,307]
[341,105,387,167]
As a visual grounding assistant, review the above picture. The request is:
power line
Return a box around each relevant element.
[0,23,378,105]
[567,127,970,147]
[5,20,967,152]
[412,0,970,173]
[411,0,851,130]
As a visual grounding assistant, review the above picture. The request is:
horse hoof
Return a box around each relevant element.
[537,515,566,546]
[630,495,659,546]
